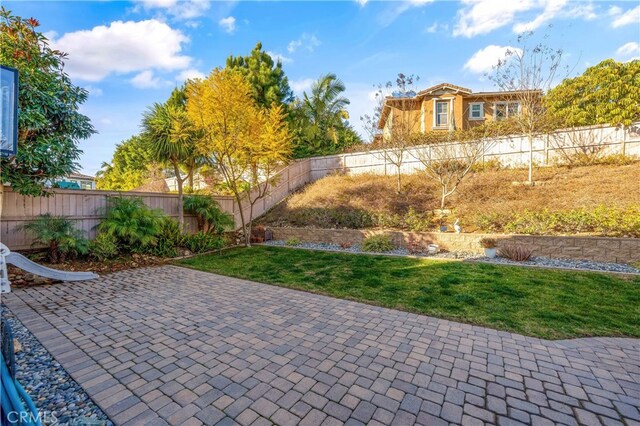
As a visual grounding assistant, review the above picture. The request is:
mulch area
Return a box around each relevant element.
[8,253,168,288]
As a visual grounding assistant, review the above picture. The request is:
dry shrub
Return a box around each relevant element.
[479,237,497,248]
[498,245,533,261]
[259,163,640,236]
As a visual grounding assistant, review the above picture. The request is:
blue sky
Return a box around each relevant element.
[5,0,640,175]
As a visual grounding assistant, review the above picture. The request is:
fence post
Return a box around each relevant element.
[544,135,549,165]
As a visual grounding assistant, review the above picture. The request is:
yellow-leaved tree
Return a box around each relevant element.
[187,68,291,245]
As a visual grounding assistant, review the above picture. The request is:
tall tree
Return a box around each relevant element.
[96,135,155,191]
[186,68,291,245]
[291,73,361,157]
[226,42,294,108]
[141,101,202,230]
[489,31,564,184]
[0,8,94,198]
[545,59,640,128]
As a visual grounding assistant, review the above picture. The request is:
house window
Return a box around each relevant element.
[494,102,520,120]
[469,102,484,120]
[435,100,449,127]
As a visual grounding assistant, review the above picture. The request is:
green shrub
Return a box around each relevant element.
[285,237,301,246]
[99,197,165,250]
[89,233,119,261]
[148,218,182,257]
[182,232,225,254]
[361,235,395,252]
[184,195,235,234]
[22,214,88,263]
[503,205,640,237]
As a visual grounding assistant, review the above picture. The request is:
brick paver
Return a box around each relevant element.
[4,266,639,425]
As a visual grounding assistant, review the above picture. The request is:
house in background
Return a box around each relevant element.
[55,173,96,190]
[377,82,539,139]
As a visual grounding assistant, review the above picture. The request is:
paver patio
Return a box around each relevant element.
[3,265,639,426]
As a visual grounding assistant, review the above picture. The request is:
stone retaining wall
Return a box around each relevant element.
[268,227,640,263]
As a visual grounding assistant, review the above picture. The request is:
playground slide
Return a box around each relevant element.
[5,252,99,281]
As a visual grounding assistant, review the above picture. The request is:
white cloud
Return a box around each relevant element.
[616,42,640,61]
[218,16,236,34]
[290,78,314,95]
[611,5,640,28]
[287,33,321,53]
[266,51,293,64]
[130,70,165,89]
[377,0,435,27]
[84,85,103,97]
[176,68,206,82]
[463,45,522,74]
[607,6,622,16]
[425,22,448,33]
[454,0,598,37]
[513,0,568,33]
[355,0,368,5]
[454,0,535,37]
[51,20,191,82]
[135,0,211,20]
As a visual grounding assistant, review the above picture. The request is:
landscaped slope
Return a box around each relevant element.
[177,246,640,339]
[260,163,640,236]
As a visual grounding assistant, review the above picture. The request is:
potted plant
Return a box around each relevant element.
[479,237,498,258]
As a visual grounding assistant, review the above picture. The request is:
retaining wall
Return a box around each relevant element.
[269,227,640,263]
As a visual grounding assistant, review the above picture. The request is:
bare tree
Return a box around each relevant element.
[413,128,494,210]
[361,73,420,192]
[489,31,565,183]
[548,125,614,166]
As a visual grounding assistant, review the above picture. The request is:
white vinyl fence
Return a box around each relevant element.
[308,123,640,180]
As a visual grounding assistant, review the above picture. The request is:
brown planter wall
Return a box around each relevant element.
[268,227,640,264]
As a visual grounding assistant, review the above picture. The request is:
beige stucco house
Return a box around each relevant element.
[378,83,538,138]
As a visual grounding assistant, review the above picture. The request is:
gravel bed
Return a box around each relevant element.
[264,240,640,274]
[1,305,112,426]
[476,256,640,274]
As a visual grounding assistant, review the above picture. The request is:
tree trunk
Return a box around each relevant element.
[396,167,402,193]
[441,186,446,210]
[173,162,184,231]
[528,133,534,184]
[233,192,248,247]
[246,202,254,247]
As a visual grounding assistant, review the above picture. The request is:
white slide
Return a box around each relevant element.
[1,243,98,293]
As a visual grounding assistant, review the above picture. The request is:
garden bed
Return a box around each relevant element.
[8,253,169,287]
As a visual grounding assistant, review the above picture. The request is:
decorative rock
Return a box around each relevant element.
[2,307,112,426]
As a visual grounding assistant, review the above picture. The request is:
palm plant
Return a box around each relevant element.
[98,197,165,250]
[22,214,88,263]
[142,87,203,230]
[298,74,351,154]
[183,195,235,234]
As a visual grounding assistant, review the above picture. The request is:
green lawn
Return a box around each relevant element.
[176,246,640,339]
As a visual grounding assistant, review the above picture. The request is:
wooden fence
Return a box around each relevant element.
[1,159,311,250]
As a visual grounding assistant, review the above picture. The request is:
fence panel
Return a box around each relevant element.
[309,123,640,180]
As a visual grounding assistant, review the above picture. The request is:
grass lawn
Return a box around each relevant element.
[177,246,640,339]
